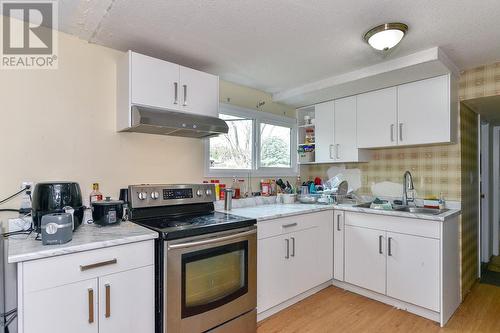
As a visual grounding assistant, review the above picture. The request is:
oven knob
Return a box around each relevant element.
[206,189,212,196]
[138,192,147,200]
[196,189,203,197]
[151,191,160,200]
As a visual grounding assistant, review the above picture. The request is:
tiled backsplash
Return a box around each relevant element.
[301,143,461,201]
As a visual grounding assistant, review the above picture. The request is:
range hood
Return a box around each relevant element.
[123,105,229,138]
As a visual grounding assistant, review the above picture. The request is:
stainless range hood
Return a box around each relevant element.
[122,105,229,138]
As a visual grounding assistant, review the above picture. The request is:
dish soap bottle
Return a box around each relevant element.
[438,192,446,210]
[89,183,103,204]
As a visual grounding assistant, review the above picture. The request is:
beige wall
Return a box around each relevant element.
[0,26,294,216]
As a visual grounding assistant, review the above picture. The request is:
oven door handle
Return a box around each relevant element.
[167,229,256,250]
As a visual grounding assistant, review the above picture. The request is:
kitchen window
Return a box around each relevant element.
[205,104,297,177]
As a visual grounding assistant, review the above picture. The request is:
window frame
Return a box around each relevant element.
[204,103,298,177]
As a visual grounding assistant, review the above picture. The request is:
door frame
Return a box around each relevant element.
[480,122,490,264]
[493,126,500,256]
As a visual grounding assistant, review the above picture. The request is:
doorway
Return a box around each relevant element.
[464,96,500,286]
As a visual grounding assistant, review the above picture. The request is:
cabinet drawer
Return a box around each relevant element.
[23,241,154,293]
[344,212,440,239]
[257,210,333,240]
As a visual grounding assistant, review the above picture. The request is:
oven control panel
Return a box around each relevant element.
[128,184,216,209]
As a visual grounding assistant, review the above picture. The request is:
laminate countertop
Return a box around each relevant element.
[7,221,158,263]
[218,202,461,223]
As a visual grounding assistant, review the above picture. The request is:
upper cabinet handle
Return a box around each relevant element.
[173,82,178,104]
[329,144,334,160]
[390,124,395,142]
[182,84,188,106]
[399,123,403,141]
[336,144,340,159]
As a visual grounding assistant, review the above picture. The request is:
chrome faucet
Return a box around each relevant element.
[402,171,415,206]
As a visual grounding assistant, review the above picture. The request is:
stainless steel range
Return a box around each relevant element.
[128,184,257,333]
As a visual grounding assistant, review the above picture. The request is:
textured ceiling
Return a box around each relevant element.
[59,0,500,94]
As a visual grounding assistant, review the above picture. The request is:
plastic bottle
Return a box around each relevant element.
[89,183,103,204]
[439,192,446,210]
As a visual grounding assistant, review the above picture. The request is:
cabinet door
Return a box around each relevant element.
[314,101,335,162]
[130,52,180,110]
[334,96,358,162]
[344,225,386,294]
[356,87,397,148]
[397,75,450,145]
[257,234,291,313]
[291,224,333,294]
[179,66,219,117]
[333,210,345,281]
[98,266,155,333]
[386,232,440,311]
[24,279,98,333]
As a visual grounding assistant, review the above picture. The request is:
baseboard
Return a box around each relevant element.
[257,281,332,322]
[331,280,441,324]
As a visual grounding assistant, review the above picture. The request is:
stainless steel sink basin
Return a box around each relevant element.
[354,202,448,215]
[394,206,449,215]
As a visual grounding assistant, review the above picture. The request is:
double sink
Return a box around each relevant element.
[354,202,449,216]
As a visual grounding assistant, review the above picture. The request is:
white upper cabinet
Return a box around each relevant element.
[311,98,368,163]
[179,66,219,117]
[397,75,450,146]
[356,87,398,149]
[334,96,369,162]
[130,52,180,110]
[117,51,219,130]
[356,74,456,149]
[314,101,335,163]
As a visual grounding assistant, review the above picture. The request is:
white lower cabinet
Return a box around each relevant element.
[24,279,99,333]
[344,225,386,294]
[386,232,440,311]
[98,266,155,333]
[333,210,344,281]
[341,211,460,326]
[257,211,333,314]
[19,241,155,333]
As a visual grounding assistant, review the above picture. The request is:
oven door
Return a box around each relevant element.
[166,226,257,333]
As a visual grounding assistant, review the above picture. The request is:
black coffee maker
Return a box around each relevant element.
[31,182,85,232]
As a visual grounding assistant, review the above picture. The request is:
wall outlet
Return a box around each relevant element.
[21,181,34,190]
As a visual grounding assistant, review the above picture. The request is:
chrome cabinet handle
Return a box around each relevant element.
[173,82,178,104]
[291,237,295,257]
[88,288,94,324]
[337,214,341,231]
[336,144,340,159]
[80,259,117,271]
[388,237,393,256]
[399,123,403,141]
[285,238,290,259]
[378,235,383,254]
[329,144,334,160]
[182,84,187,106]
[282,223,297,229]
[105,284,111,318]
[390,124,395,142]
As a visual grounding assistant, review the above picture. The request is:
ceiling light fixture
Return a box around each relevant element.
[363,23,408,51]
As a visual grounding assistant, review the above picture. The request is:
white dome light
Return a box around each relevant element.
[364,23,408,51]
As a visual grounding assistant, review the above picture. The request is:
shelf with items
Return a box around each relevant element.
[297,105,316,164]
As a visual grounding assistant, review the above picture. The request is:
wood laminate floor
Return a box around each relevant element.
[257,284,500,333]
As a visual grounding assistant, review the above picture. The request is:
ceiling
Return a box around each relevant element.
[59,0,500,95]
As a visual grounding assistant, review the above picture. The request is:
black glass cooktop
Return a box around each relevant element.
[131,211,256,240]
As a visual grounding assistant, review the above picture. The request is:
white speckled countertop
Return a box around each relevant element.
[217,200,461,223]
[8,221,158,263]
